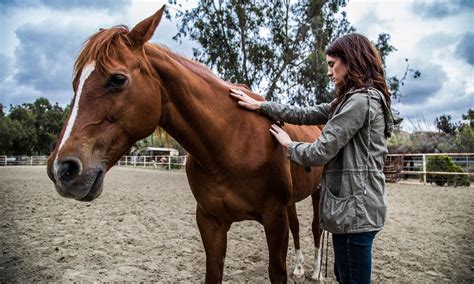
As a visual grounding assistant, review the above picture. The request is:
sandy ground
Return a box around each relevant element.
[0,166,473,282]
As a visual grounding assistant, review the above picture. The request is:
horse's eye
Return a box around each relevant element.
[108,74,128,88]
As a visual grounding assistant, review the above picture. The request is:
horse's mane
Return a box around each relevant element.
[145,43,241,90]
[74,25,248,91]
[74,26,129,80]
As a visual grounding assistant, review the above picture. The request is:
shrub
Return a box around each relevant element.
[170,156,184,170]
[426,155,470,187]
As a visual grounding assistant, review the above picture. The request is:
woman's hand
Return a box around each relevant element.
[230,89,291,148]
[269,124,292,149]
[229,88,263,111]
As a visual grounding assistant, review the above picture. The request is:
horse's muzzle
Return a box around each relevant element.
[48,158,105,201]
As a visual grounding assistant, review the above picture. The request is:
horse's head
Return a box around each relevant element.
[47,7,166,201]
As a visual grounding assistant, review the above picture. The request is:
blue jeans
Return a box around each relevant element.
[332,231,378,284]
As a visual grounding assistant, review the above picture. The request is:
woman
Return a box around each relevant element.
[230,33,393,283]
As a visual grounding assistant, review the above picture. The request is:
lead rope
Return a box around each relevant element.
[318,230,331,279]
[325,230,329,278]
[318,230,325,280]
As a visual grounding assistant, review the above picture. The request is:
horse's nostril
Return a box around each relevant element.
[58,159,81,184]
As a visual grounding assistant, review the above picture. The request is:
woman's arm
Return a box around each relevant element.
[260,101,331,125]
[286,93,370,167]
[229,88,331,125]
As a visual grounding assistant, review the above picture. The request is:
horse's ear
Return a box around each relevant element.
[128,5,165,48]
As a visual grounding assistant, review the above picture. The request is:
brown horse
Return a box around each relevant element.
[47,6,324,283]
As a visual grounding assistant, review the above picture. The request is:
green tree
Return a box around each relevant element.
[7,104,37,154]
[173,0,355,105]
[172,0,417,107]
[452,125,474,153]
[0,97,68,155]
[452,109,474,152]
[0,116,14,153]
[30,98,68,155]
[462,108,473,128]
[0,115,35,155]
[435,114,458,135]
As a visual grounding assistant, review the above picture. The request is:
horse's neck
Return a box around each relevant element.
[148,48,238,169]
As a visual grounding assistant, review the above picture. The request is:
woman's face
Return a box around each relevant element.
[326,55,348,89]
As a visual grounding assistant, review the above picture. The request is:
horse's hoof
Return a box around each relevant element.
[311,272,324,282]
[293,274,305,284]
[293,266,305,283]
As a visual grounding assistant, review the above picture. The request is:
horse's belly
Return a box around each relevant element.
[290,166,323,203]
[191,185,262,222]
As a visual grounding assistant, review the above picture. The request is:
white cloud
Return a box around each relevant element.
[343,0,474,130]
[1,0,472,131]
[0,0,196,109]
[0,77,47,106]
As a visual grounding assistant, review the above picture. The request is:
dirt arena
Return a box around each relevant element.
[0,166,472,282]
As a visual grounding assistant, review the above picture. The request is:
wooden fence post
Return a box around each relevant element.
[422,154,427,184]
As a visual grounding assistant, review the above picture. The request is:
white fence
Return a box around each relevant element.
[385,153,474,184]
[0,155,187,170]
[2,154,472,182]
[117,155,187,170]
[0,155,49,166]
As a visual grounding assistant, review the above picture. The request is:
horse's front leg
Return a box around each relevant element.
[263,205,289,283]
[196,206,231,283]
[310,190,324,280]
[287,204,305,280]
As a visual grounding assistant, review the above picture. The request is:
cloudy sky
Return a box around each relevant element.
[1,0,473,131]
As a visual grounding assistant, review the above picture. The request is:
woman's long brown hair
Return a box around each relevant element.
[326,33,391,114]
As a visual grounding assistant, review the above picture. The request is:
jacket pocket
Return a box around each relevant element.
[320,185,356,234]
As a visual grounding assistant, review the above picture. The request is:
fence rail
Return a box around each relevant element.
[2,154,473,185]
[117,155,187,170]
[384,153,474,185]
[0,155,187,170]
[0,155,49,166]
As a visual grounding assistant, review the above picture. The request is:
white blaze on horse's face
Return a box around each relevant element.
[53,61,96,179]
[47,6,167,202]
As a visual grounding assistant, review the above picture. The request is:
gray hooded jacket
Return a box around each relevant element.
[260,88,394,234]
